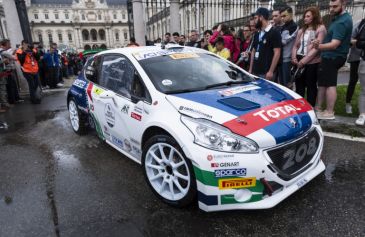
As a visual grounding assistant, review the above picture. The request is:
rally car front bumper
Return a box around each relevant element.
[186,126,325,212]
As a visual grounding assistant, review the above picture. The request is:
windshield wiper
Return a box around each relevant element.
[204,79,251,90]
[165,87,207,94]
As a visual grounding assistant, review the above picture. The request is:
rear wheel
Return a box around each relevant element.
[142,135,196,207]
[68,98,87,135]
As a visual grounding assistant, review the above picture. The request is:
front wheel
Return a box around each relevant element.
[142,135,197,207]
[68,98,87,135]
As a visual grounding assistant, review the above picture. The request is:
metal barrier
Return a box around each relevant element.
[127,0,357,41]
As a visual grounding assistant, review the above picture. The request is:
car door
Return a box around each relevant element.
[92,53,151,163]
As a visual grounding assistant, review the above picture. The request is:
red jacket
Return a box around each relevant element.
[210,31,238,61]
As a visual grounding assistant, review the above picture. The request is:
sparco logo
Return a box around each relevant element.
[214,168,246,178]
[211,162,239,168]
[179,106,212,119]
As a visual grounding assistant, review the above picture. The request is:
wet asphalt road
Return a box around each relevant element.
[0,90,364,237]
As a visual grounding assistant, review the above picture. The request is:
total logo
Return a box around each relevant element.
[211,162,239,168]
[214,168,247,178]
[253,104,301,122]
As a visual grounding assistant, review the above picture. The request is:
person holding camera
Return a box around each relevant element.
[236,24,253,71]
[15,40,41,104]
[291,7,326,107]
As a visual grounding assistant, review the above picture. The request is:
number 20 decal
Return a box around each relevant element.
[282,137,317,170]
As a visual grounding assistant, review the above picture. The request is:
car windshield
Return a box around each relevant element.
[138,52,254,94]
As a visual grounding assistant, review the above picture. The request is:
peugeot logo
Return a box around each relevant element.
[236,118,247,125]
[289,118,297,128]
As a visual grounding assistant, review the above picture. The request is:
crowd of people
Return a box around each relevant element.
[1,0,365,127]
[0,40,84,113]
[156,0,365,124]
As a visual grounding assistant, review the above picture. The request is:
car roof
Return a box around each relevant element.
[95,45,208,58]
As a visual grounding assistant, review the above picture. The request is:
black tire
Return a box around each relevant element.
[68,98,88,135]
[142,134,197,207]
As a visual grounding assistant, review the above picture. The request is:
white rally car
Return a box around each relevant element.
[67,45,325,212]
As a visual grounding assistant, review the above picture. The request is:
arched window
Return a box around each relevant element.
[82,29,89,41]
[47,31,53,43]
[37,31,43,43]
[90,29,97,41]
[115,31,120,41]
[152,25,156,40]
[98,29,105,41]
[123,31,128,41]
[157,23,161,38]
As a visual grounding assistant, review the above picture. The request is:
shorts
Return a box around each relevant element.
[317,57,346,87]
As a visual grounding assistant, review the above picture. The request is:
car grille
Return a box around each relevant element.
[266,129,321,181]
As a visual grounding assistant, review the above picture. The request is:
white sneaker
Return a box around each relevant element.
[355,114,365,126]
[317,111,335,120]
[345,103,352,114]
[57,83,64,87]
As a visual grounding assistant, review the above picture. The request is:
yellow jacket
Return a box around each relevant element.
[208,45,231,60]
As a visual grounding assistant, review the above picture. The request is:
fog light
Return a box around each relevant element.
[234,189,252,202]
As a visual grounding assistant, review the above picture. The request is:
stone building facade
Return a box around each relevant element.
[27,0,129,51]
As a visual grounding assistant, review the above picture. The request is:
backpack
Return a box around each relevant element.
[355,19,365,50]
[0,49,6,72]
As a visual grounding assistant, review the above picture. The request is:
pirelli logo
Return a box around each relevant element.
[218,177,256,190]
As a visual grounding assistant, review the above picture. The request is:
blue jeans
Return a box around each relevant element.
[278,61,291,87]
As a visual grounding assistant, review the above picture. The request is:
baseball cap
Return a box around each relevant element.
[255,7,270,20]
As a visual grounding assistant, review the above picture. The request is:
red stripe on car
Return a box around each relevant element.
[223,99,313,137]
[86,82,93,102]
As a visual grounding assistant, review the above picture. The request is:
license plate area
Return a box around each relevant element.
[267,129,320,179]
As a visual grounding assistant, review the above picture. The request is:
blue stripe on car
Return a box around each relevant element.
[263,112,312,144]
[69,75,89,110]
[173,79,294,117]
[198,191,218,206]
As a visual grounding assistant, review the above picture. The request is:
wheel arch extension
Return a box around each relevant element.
[142,126,174,149]
[67,93,72,108]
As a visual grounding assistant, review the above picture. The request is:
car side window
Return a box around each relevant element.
[100,54,134,99]
[84,56,101,83]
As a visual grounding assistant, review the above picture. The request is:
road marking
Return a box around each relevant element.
[323,131,365,143]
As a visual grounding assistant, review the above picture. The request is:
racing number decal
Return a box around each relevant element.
[282,137,317,170]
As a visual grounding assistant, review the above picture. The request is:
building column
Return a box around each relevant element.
[74,26,81,51]
[285,0,296,16]
[2,0,23,46]
[105,26,111,48]
[109,28,114,47]
[352,0,365,23]
[259,0,271,9]
[132,0,145,46]
[170,0,180,34]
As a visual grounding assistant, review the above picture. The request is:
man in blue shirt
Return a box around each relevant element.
[313,0,353,120]
[43,43,60,89]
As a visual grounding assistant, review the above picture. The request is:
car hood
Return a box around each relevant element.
[166,79,315,147]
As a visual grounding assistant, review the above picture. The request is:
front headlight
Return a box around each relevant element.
[181,115,258,153]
